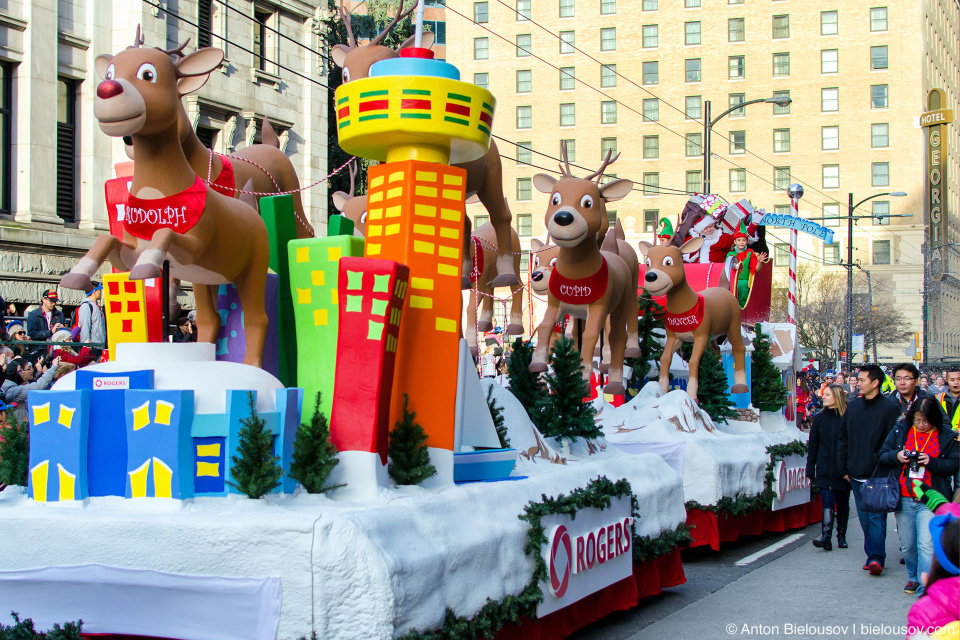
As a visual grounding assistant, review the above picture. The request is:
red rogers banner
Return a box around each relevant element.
[537,495,634,617]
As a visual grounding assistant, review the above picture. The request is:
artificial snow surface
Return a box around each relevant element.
[2,383,685,640]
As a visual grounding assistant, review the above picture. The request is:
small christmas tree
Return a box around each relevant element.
[289,392,343,493]
[486,385,510,448]
[626,291,666,389]
[696,347,737,424]
[388,395,436,485]
[227,392,284,499]
[537,337,602,444]
[506,338,547,429]
[751,325,788,412]
[0,410,29,487]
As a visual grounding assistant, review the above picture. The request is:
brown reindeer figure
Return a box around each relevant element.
[332,160,369,238]
[466,221,524,355]
[637,238,748,401]
[332,0,519,289]
[60,32,270,367]
[527,147,639,395]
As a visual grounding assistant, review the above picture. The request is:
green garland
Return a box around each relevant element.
[397,476,689,640]
[685,440,810,516]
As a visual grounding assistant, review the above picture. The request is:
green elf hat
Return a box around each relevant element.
[732,220,749,241]
[657,217,674,240]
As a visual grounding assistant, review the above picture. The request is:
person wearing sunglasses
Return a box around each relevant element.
[1,355,63,421]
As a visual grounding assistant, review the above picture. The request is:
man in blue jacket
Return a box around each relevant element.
[25,289,66,341]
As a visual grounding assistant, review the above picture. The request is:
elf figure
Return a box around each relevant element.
[725,222,767,308]
[656,218,674,245]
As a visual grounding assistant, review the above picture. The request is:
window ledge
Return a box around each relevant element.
[0,12,27,31]
[251,67,282,89]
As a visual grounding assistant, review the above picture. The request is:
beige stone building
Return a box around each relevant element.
[446,0,959,364]
[0,0,328,311]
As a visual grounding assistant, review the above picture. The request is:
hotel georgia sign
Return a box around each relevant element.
[923,89,952,281]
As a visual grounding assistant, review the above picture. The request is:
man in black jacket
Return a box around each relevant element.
[838,363,901,575]
[25,289,66,341]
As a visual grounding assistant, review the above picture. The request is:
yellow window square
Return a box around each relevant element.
[439,227,459,239]
[443,173,464,186]
[415,204,437,218]
[416,186,438,198]
[386,187,403,199]
[385,205,402,218]
[389,171,405,183]
[327,247,342,262]
[438,245,459,259]
[31,402,50,425]
[296,246,310,263]
[369,191,384,203]
[385,223,401,236]
[411,277,434,290]
[370,175,385,188]
[297,288,312,304]
[313,309,328,325]
[311,270,325,286]
[369,208,383,220]
[410,295,433,309]
[368,225,382,237]
[413,224,435,235]
[416,171,438,182]
[438,263,458,276]
[436,317,457,333]
[440,208,461,221]
[367,243,382,256]
[414,240,435,254]
[442,189,461,200]
[331,288,339,305]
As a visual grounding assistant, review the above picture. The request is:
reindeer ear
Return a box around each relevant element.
[680,237,705,254]
[533,174,557,193]
[178,47,224,77]
[331,44,350,68]
[95,54,114,80]
[178,74,210,96]
[637,241,652,258]
[600,178,633,202]
[530,238,544,251]
[332,191,350,212]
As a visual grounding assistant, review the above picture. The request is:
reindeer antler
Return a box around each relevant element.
[348,159,358,197]
[586,150,621,183]
[558,140,574,178]
[132,24,146,48]
[158,38,191,59]
[369,0,417,47]
[338,0,357,49]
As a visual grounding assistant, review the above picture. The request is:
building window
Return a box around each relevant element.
[559,66,575,90]
[685,0,700,7]
[424,21,447,45]
[474,37,489,59]
[57,78,77,223]
[643,135,659,159]
[561,139,576,162]
[773,53,790,76]
[519,251,529,273]
[684,59,701,83]
[642,61,658,84]
[870,7,887,31]
[685,21,701,45]
[729,131,746,154]
[821,49,838,73]
[774,128,791,152]
[197,0,214,48]
[601,101,617,124]
[729,0,744,5]
[644,172,660,195]
[600,27,616,50]
[774,205,791,215]
[0,63,11,216]
[822,165,840,189]
[685,95,702,119]
[729,169,746,193]
[823,203,840,227]
[686,132,703,156]
[871,84,888,109]
[600,64,616,87]
[821,10,838,35]
[600,0,615,14]
[823,244,840,265]
[821,126,839,150]
[642,24,658,48]
[871,123,889,148]
[870,46,888,70]
[560,103,576,126]
[475,214,489,227]
[560,0,575,17]
[517,177,532,201]
[872,162,890,186]
[772,14,789,38]
[728,56,745,79]
[516,214,532,236]
[873,240,891,264]
[822,87,839,112]
[774,243,790,267]
[686,171,702,193]
[474,1,489,22]
[774,167,791,190]
[729,93,745,116]
[195,126,217,150]
[516,0,531,20]
[643,98,659,121]
[253,7,275,72]
[517,141,532,165]
[560,30,575,54]
[516,34,532,56]
[517,106,532,129]
[642,0,657,9]
[474,72,488,89]
[772,90,790,114]
[606,210,617,226]
[643,210,658,232]
[601,137,618,158]
[728,18,745,42]
[516,69,532,93]
[873,200,890,225]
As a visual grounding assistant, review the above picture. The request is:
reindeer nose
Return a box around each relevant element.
[645,271,658,282]
[532,270,543,282]
[97,80,123,99]
[553,211,574,226]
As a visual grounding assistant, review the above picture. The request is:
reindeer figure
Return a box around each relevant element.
[332,1,519,289]
[637,238,748,401]
[466,221,524,355]
[527,146,640,395]
[60,31,270,367]
[332,160,369,238]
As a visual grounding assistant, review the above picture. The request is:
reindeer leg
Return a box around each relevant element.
[579,314,603,385]
[686,333,710,401]
[477,284,494,332]
[233,256,270,368]
[61,234,135,290]
[530,304,560,373]
[603,312,628,396]
[624,291,641,358]
[461,216,473,290]
[659,332,677,394]
[128,228,206,281]
[506,252,524,335]
[192,283,221,344]
[467,288,479,357]
[477,144,520,288]
[728,320,749,394]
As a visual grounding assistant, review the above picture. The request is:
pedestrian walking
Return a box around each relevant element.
[890,364,933,422]
[807,383,852,551]
[879,398,959,595]
[838,363,901,575]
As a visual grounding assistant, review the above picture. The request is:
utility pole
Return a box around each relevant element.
[846,192,854,371]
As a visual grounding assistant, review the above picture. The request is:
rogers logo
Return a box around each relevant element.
[93,377,130,390]
[546,525,572,598]
[778,462,788,502]
[559,284,591,298]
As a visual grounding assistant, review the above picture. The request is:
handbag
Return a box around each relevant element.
[860,462,901,514]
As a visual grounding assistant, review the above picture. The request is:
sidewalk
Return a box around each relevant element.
[629,512,916,640]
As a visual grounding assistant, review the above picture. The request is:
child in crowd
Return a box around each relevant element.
[906,482,959,640]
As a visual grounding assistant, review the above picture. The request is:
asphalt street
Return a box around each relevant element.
[574,511,916,640]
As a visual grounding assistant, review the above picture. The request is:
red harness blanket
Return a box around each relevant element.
[124,176,208,240]
[210,155,236,197]
[664,294,705,332]
[549,257,608,305]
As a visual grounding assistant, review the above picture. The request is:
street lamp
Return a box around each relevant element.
[702,95,792,194]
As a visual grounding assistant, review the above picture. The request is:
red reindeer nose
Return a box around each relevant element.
[97,80,123,99]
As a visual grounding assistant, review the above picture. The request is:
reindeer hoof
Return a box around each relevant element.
[599,362,610,374]
[528,362,548,373]
[490,273,520,288]
[129,262,162,281]
[60,272,93,291]
[505,323,524,335]
[461,276,472,290]
[477,320,493,332]
[624,347,642,358]
[593,346,602,357]
[731,383,749,394]
[604,382,626,395]
[470,345,479,358]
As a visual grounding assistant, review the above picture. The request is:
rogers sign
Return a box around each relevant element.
[772,453,811,511]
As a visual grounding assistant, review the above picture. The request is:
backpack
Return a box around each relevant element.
[69,300,93,331]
